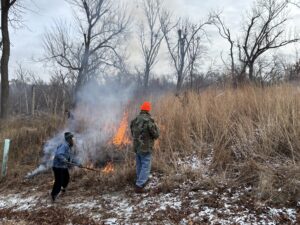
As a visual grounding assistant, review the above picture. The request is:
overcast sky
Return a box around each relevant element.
[9,0,300,81]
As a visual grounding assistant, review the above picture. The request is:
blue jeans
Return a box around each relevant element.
[136,152,152,188]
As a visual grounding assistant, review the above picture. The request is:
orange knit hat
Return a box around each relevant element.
[140,101,151,111]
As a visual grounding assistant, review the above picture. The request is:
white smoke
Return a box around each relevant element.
[25,132,64,178]
[26,80,135,178]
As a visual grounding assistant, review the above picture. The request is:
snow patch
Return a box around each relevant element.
[0,194,38,211]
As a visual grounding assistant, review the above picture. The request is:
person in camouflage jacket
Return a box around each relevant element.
[130,101,159,193]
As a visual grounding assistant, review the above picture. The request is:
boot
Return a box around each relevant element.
[142,178,151,188]
[51,194,56,203]
[135,185,146,194]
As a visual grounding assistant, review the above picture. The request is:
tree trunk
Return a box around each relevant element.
[230,43,237,88]
[74,68,84,98]
[176,30,185,94]
[249,63,254,81]
[24,86,29,114]
[176,70,184,94]
[62,87,65,115]
[190,71,193,89]
[19,96,21,113]
[54,95,58,116]
[143,64,150,89]
[1,1,10,119]
[31,85,35,116]
[237,63,247,84]
[189,60,195,89]
[74,47,89,104]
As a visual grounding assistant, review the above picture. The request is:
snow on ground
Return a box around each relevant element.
[0,177,298,225]
[178,152,212,168]
[0,154,298,224]
[0,194,39,211]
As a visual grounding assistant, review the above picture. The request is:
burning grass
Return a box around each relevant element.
[112,112,131,146]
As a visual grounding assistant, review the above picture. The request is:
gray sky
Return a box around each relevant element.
[9,0,300,81]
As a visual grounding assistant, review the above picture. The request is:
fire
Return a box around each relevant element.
[102,162,114,173]
[112,112,131,146]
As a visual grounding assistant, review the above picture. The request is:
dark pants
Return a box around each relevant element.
[51,167,70,198]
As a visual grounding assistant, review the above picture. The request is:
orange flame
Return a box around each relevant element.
[102,162,114,173]
[112,112,131,146]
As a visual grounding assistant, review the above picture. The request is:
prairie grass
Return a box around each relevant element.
[153,84,300,204]
[0,115,63,176]
[1,85,300,204]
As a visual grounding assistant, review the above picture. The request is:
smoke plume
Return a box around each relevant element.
[26,80,135,178]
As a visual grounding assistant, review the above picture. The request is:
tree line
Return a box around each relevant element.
[1,0,300,118]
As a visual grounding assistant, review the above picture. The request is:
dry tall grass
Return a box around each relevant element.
[0,115,63,177]
[1,85,300,205]
[153,85,300,204]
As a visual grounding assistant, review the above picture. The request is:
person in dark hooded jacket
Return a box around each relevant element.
[51,132,81,202]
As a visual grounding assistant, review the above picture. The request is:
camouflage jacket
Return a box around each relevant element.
[130,111,159,154]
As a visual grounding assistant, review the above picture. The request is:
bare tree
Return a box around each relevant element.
[15,63,31,114]
[1,0,19,118]
[29,74,59,115]
[8,67,76,116]
[44,0,129,100]
[213,14,238,87]
[160,12,212,93]
[238,0,299,81]
[255,56,285,84]
[50,70,72,115]
[138,0,164,90]
[290,0,300,8]
[187,34,206,89]
[279,48,300,81]
[29,74,51,112]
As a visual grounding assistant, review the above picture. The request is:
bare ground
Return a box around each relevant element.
[0,168,299,225]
